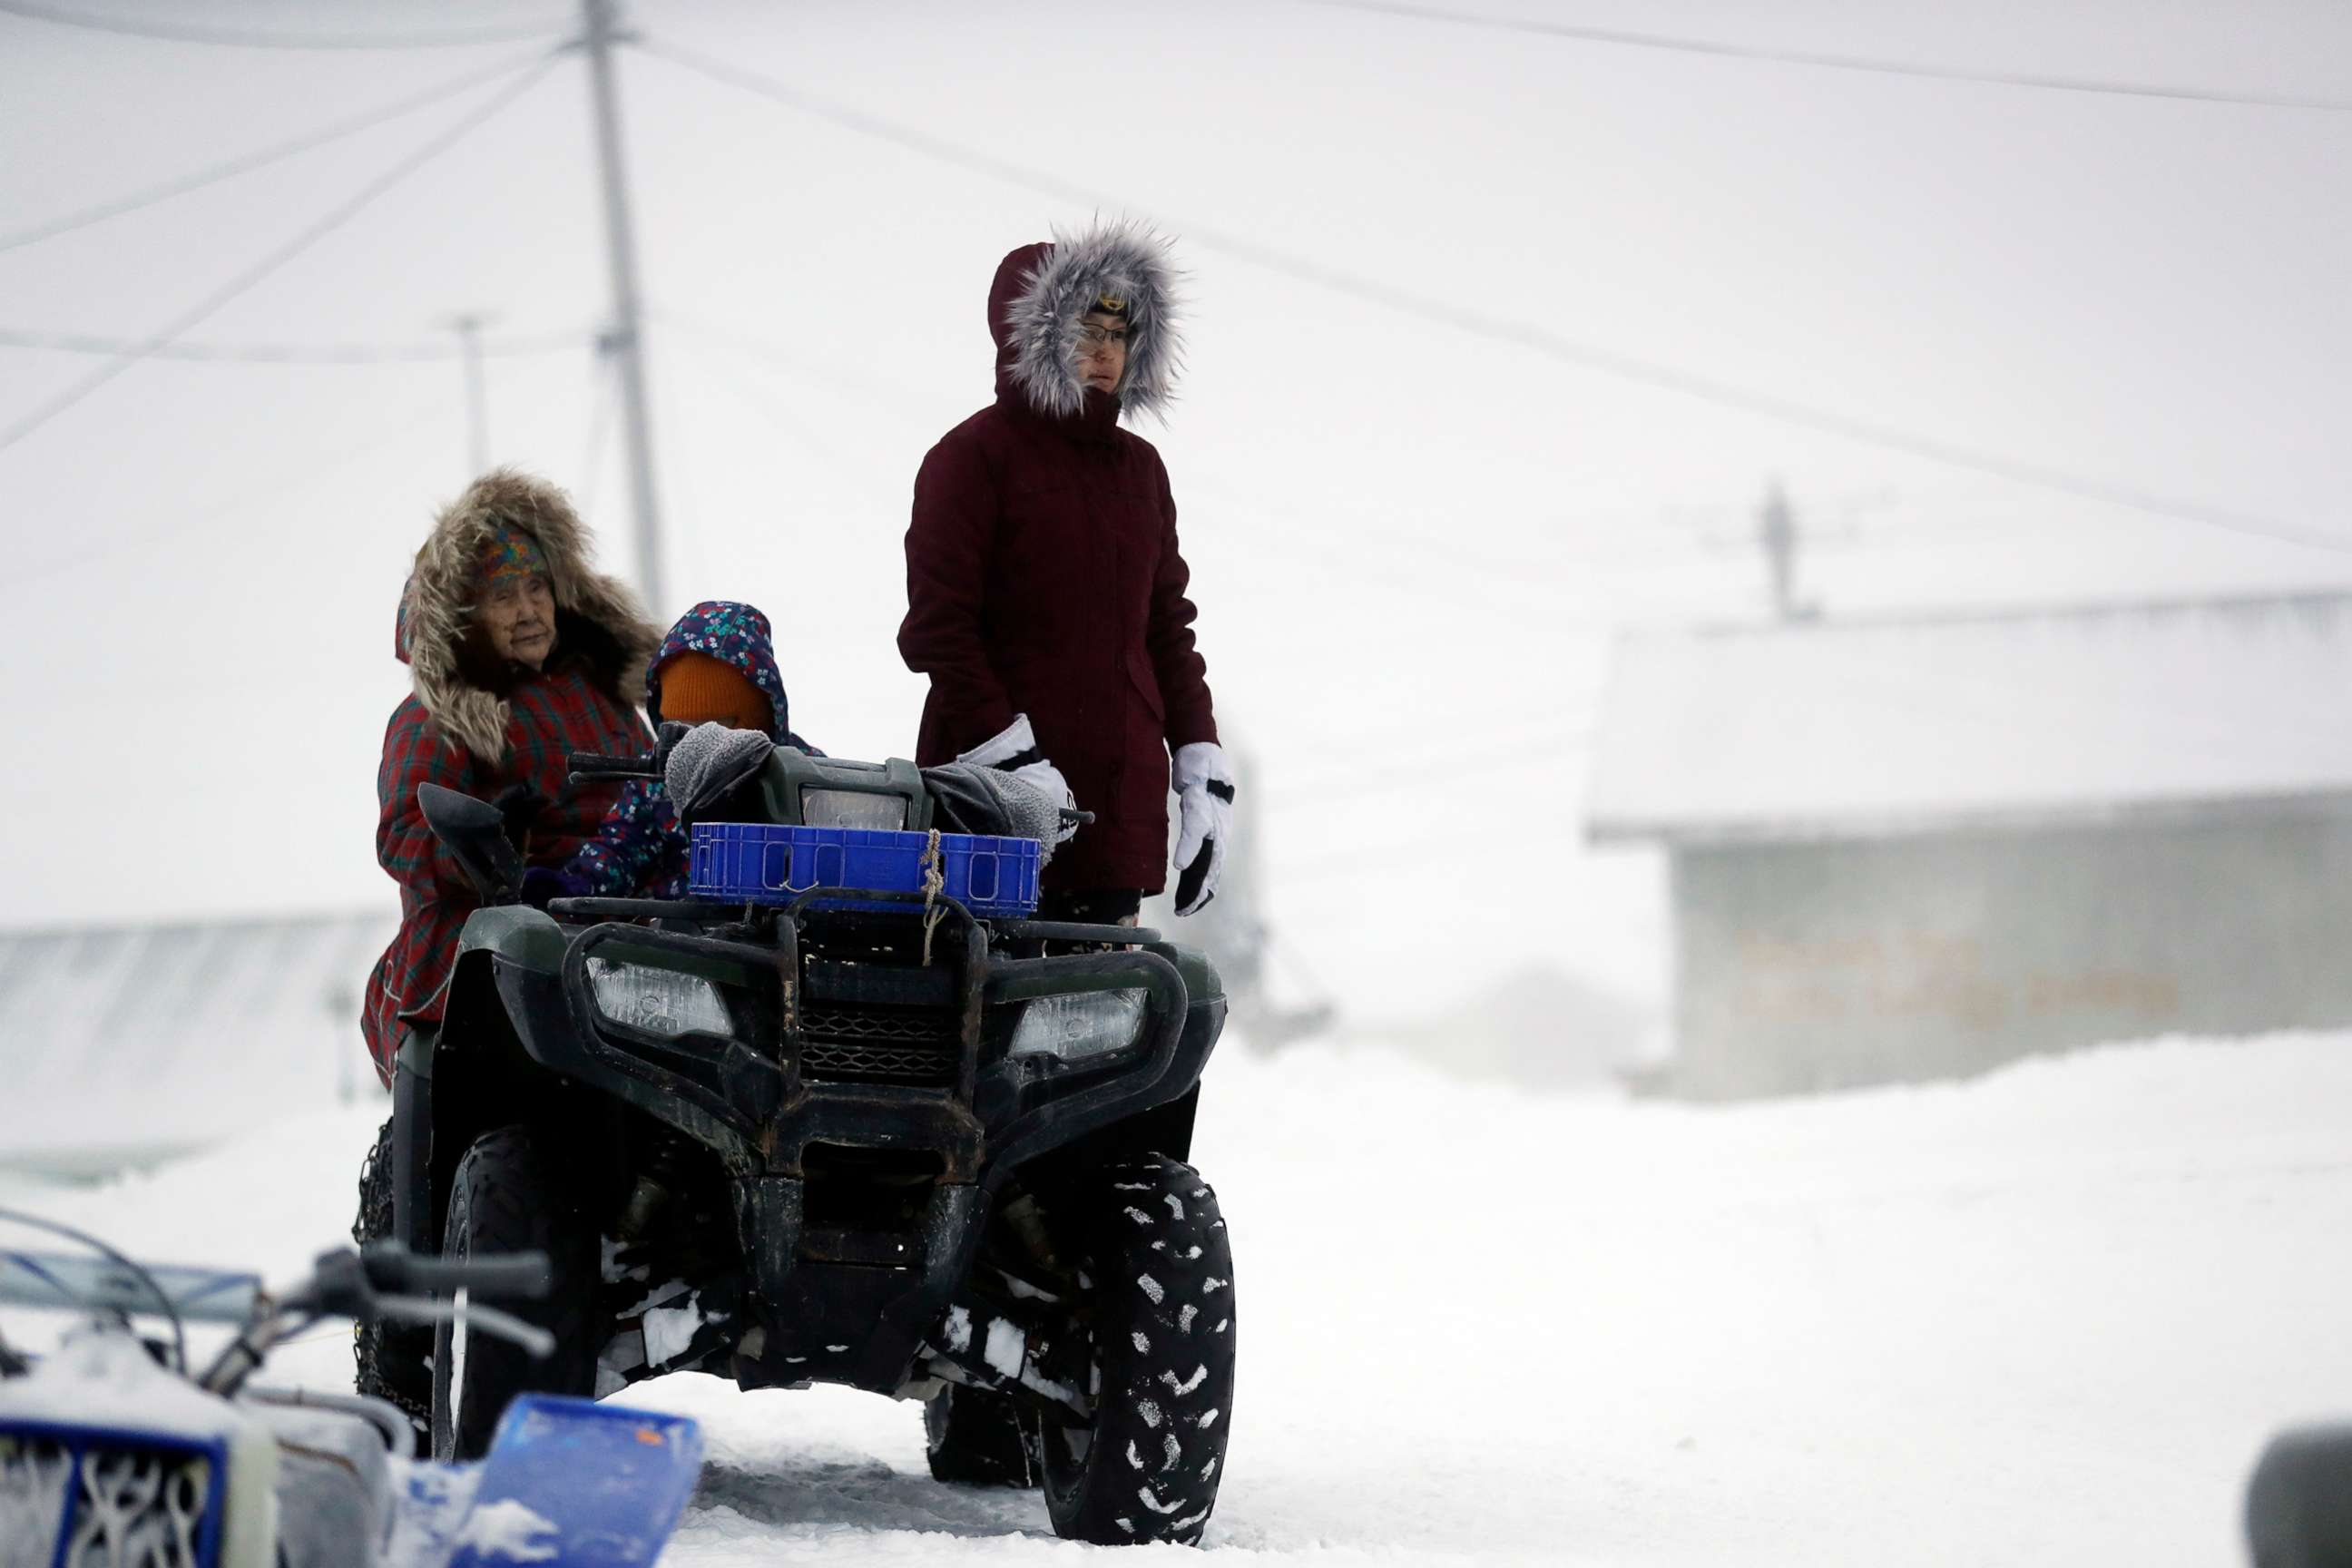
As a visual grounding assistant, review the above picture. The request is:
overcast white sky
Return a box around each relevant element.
[2,0,2347,1020]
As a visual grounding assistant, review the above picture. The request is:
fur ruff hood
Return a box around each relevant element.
[396,467,660,760]
[993,220,1183,423]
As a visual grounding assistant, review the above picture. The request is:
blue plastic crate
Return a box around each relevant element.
[688,822,1042,917]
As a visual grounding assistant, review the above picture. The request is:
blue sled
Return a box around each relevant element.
[410,1396,703,1568]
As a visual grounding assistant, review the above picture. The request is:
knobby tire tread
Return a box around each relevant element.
[1041,1155,1236,1547]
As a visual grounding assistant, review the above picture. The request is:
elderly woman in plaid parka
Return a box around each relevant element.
[361,468,658,1086]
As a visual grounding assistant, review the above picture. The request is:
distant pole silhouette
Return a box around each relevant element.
[1696,479,1857,621]
[582,0,665,612]
[1759,478,1804,621]
[446,312,490,475]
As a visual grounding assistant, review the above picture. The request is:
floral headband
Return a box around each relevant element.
[477,524,551,589]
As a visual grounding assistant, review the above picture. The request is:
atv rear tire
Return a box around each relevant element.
[430,1125,600,1460]
[352,1114,427,1451]
[924,1384,1035,1487]
[1038,1156,1235,1547]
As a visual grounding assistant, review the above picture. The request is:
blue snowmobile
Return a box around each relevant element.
[0,1211,701,1567]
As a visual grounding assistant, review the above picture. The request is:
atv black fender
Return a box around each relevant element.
[391,907,597,1252]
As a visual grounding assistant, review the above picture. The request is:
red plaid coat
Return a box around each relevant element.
[362,664,647,1083]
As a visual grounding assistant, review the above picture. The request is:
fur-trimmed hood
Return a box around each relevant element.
[991,220,1183,424]
[395,467,661,760]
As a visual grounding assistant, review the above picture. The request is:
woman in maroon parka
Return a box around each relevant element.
[899,222,1233,919]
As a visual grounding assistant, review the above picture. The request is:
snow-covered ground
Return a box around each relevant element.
[6,1030,2347,1565]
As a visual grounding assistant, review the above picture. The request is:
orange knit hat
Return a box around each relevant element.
[657,651,772,733]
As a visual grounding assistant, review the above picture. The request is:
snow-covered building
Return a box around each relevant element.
[1588,591,2352,1099]
[0,910,394,1173]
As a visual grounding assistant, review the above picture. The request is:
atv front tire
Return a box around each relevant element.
[430,1125,600,1460]
[352,1115,427,1450]
[924,1384,1035,1487]
[1038,1156,1235,1547]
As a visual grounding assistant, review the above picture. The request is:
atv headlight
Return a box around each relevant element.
[586,957,732,1041]
[1008,989,1147,1063]
[801,789,910,829]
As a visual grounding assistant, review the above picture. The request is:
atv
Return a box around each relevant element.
[358,737,1236,1547]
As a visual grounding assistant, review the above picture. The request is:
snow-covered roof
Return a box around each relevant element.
[1586,591,2352,846]
[0,910,395,1168]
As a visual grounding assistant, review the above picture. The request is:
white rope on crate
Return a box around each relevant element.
[918,828,946,966]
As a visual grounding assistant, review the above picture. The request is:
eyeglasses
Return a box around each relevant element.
[1075,323,1130,353]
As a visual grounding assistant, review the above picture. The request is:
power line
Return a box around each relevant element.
[671,306,1774,587]
[652,306,923,412]
[0,326,585,364]
[1292,0,2352,113]
[1269,785,1593,883]
[652,303,1529,610]
[0,49,561,255]
[653,321,858,462]
[1270,687,1606,759]
[1220,503,1564,612]
[655,305,1612,610]
[654,305,1689,590]
[633,36,2352,559]
[0,48,563,459]
[662,311,1583,612]
[1264,722,1591,807]
[1,392,455,592]
[0,0,567,50]
[632,38,1114,230]
[1187,473,1685,588]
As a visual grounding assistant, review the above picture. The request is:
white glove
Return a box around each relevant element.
[1170,740,1234,916]
[956,713,1078,845]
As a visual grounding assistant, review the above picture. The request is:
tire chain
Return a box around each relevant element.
[350,1118,431,1443]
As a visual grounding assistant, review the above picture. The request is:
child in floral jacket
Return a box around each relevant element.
[528,599,813,903]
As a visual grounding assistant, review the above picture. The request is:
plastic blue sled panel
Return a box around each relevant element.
[448,1396,701,1568]
[688,823,1042,917]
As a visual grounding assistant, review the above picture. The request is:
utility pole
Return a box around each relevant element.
[1759,478,1805,622]
[1698,479,1880,622]
[445,312,491,476]
[580,0,665,613]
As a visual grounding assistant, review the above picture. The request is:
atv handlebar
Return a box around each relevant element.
[198,1241,554,1396]
[359,1242,550,1301]
[369,1294,556,1359]
[568,751,662,783]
